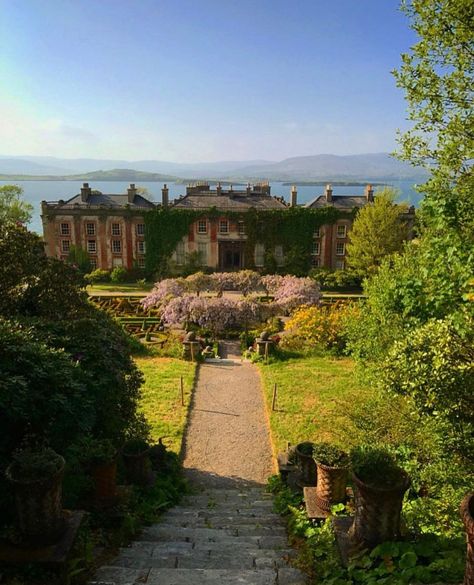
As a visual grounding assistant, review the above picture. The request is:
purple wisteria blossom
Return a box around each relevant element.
[273,276,320,313]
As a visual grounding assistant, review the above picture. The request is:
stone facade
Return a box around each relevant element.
[41,181,414,272]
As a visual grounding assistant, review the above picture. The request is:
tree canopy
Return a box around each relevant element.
[345,189,409,276]
[0,184,33,225]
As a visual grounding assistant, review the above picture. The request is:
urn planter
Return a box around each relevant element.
[90,460,117,503]
[313,442,349,511]
[295,442,317,487]
[461,492,474,585]
[122,439,152,486]
[6,449,66,545]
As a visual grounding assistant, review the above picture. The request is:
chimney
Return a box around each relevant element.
[80,182,91,202]
[127,183,137,203]
[290,185,297,207]
[365,184,374,202]
[325,184,333,202]
[216,182,222,196]
[246,183,251,195]
[161,184,169,207]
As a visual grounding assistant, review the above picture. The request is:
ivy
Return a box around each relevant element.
[144,206,353,277]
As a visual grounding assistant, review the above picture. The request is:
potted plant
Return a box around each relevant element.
[5,446,66,545]
[348,446,410,551]
[461,492,474,585]
[122,438,152,486]
[295,442,317,486]
[312,442,349,511]
[81,438,117,505]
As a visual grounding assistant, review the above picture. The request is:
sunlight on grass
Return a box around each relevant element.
[135,356,196,454]
[258,355,374,453]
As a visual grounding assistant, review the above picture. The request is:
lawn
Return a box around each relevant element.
[258,354,374,454]
[87,282,153,295]
[134,356,196,454]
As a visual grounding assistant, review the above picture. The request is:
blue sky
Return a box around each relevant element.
[0,0,416,162]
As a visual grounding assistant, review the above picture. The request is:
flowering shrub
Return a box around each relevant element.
[142,278,186,310]
[282,302,359,352]
[273,276,320,313]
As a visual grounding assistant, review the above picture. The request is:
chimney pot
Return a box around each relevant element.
[365,184,374,202]
[325,183,333,203]
[127,183,137,203]
[161,183,169,207]
[80,183,91,202]
[216,182,222,196]
[290,185,297,207]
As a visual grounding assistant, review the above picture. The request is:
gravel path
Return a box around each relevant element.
[182,341,275,488]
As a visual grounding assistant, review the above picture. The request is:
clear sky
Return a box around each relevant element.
[0,0,416,162]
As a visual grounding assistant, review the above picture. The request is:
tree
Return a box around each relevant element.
[67,244,92,274]
[393,0,474,237]
[346,189,409,276]
[0,185,33,225]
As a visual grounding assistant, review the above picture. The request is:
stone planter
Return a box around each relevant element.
[123,445,152,486]
[315,462,349,511]
[461,492,474,585]
[348,471,410,551]
[6,455,66,545]
[295,442,317,487]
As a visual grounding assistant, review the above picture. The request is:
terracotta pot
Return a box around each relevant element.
[6,457,65,545]
[90,460,117,503]
[461,492,474,585]
[295,442,317,487]
[348,471,410,552]
[315,462,348,511]
[123,449,151,486]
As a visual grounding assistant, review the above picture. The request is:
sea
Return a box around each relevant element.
[1,179,424,235]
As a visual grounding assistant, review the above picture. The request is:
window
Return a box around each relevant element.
[197,219,207,234]
[219,219,229,234]
[311,241,320,255]
[112,240,122,254]
[136,223,145,236]
[313,227,320,238]
[61,240,70,253]
[90,258,97,269]
[111,223,121,236]
[312,257,320,268]
[255,243,265,267]
[87,240,97,254]
[336,242,345,256]
[112,257,123,267]
[336,225,347,238]
[86,223,96,236]
[335,259,345,270]
[176,241,185,265]
[137,241,146,254]
[238,221,245,235]
[198,242,207,265]
[138,258,146,268]
[60,223,70,236]
[275,245,284,266]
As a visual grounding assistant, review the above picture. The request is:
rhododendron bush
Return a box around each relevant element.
[142,272,320,331]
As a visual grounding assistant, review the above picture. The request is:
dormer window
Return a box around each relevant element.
[219,220,229,234]
[197,220,207,234]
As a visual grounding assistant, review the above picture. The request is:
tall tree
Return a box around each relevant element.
[346,189,409,276]
[393,0,474,236]
[0,185,33,225]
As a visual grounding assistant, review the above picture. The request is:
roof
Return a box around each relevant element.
[305,195,368,209]
[172,192,287,211]
[45,193,156,209]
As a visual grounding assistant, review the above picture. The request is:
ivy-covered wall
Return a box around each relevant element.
[144,206,354,276]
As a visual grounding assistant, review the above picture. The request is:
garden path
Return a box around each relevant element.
[89,344,307,584]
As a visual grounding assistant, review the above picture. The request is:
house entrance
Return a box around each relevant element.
[219,241,244,270]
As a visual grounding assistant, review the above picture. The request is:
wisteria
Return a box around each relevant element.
[142,272,320,330]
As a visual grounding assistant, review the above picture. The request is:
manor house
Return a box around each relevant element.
[41,181,409,272]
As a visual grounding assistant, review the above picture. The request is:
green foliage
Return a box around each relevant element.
[85,268,110,283]
[381,319,474,458]
[312,442,349,467]
[123,438,149,455]
[346,189,410,276]
[310,268,362,291]
[8,447,63,482]
[350,446,406,488]
[144,206,348,277]
[67,244,92,274]
[110,265,128,283]
[0,184,33,225]
[74,437,117,465]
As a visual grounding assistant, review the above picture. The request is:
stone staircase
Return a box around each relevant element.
[89,487,306,585]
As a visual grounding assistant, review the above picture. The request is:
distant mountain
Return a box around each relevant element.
[0,169,179,182]
[0,153,427,181]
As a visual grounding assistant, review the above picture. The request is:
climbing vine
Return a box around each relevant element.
[144,206,354,276]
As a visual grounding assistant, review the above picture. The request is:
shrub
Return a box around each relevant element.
[110,265,127,283]
[312,442,349,467]
[85,268,110,283]
[351,445,405,488]
[310,268,362,291]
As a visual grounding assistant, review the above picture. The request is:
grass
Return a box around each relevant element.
[134,356,196,454]
[87,282,153,295]
[258,354,374,454]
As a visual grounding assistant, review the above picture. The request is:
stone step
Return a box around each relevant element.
[90,566,306,584]
[140,525,289,546]
[162,518,286,531]
[163,508,283,522]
